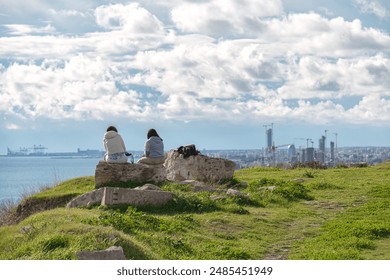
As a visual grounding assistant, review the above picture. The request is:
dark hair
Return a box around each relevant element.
[106,126,118,132]
[147,128,160,139]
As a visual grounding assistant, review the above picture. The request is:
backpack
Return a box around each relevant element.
[177,144,199,158]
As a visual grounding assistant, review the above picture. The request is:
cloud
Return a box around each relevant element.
[0,55,149,120]
[95,2,165,34]
[0,2,390,129]
[264,13,390,56]
[5,123,21,130]
[4,23,56,35]
[49,8,88,18]
[354,0,389,20]
[171,0,283,37]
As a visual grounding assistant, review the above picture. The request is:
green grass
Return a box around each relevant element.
[29,176,95,199]
[0,161,389,259]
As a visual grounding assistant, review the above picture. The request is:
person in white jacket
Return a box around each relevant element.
[103,126,128,163]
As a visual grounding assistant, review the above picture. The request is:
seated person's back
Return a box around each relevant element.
[103,126,128,163]
[138,128,164,165]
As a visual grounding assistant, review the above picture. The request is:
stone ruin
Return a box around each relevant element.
[95,161,166,188]
[164,150,236,182]
[66,184,173,208]
[94,150,235,188]
[67,150,235,209]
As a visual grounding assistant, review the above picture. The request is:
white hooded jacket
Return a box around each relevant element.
[103,130,126,156]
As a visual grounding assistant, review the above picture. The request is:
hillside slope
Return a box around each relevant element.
[0,161,389,260]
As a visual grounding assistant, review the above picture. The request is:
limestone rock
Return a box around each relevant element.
[226,188,248,198]
[178,180,204,187]
[77,246,126,260]
[259,186,278,191]
[134,184,161,191]
[66,188,105,208]
[226,188,241,196]
[164,150,235,182]
[95,161,166,188]
[101,187,173,207]
[67,187,173,208]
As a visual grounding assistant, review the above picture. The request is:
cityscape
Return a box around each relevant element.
[203,124,390,169]
[3,124,389,170]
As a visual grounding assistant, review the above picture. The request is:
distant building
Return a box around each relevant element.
[318,136,326,163]
[288,144,297,163]
[330,141,335,164]
[306,147,315,162]
[266,128,273,151]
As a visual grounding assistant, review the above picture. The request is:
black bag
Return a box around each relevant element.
[177,144,199,158]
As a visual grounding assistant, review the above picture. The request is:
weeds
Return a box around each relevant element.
[248,178,313,203]
[303,170,315,178]
[0,199,17,226]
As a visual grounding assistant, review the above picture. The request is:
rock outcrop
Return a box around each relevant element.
[95,161,166,188]
[80,152,235,209]
[95,152,235,189]
[66,188,105,208]
[164,150,235,182]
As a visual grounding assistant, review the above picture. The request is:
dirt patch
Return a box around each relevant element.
[305,200,346,211]
[13,194,76,224]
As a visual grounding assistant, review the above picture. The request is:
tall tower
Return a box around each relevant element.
[306,147,315,162]
[263,123,273,152]
[318,135,326,163]
[330,141,335,165]
[266,128,273,151]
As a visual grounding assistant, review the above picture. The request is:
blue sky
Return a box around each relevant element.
[0,0,389,153]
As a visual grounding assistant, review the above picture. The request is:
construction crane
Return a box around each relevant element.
[270,143,292,166]
[294,138,312,148]
[28,144,48,155]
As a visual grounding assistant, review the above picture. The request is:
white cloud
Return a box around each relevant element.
[4,24,56,35]
[95,2,165,34]
[49,8,88,17]
[5,123,21,130]
[0,1,390,129]
[171,0,283,37]
[354,0,389,19]
[264,14,390,56]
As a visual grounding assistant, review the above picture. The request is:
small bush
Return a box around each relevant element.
[248,178,313,203]
[273,184,313,201]
[303,170,315,178]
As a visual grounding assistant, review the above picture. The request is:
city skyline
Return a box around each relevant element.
[1,0,389,152]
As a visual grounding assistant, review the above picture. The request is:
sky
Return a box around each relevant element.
[0,0,389,153]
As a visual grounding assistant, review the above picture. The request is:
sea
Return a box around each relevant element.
[0,156,106,203]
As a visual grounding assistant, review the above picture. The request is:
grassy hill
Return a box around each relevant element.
[0,161,389,260]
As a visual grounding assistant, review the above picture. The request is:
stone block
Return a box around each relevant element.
[76,246,126,260]
[95,161,166,188]
[164,151,235,182]
[66,188,105,208]
[101,187,173,207]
